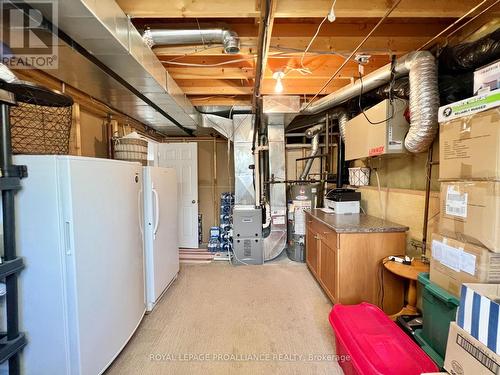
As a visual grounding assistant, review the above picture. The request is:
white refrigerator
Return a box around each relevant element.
[14,155,146,375]
[143,167,179,312]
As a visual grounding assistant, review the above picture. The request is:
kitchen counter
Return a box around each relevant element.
[307,209,409,233]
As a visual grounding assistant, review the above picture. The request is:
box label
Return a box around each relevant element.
[461,252,477,276]
[446,186,468,218]
[439,89,500,122]
[474,61,500,95]
[432,239,476,275]
[293,200,311,235]
[456,332,500,374]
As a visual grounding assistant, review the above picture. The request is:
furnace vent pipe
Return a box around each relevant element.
[146,29,240,54]
[300,129,321,180]
[301,51,439,153]
[298,108,349,180]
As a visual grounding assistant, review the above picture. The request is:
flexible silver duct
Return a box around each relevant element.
[299,130,324,180]
[404,54,439,152]
[338,111,349,141]
[300,51,439,152]
[304,124,324,138]
[146,29,240,54]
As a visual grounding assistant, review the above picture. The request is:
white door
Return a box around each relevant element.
[157,143,199,248]
[145,167,179,310]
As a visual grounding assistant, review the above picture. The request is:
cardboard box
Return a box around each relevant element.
[445,322,500,375]
[439,107,500,181]
[457,283,500,355]
[430,233,500,297]
[439,181,500,252]
[438,88,500,122]
[474,60,500,95]
[344,99,409,160]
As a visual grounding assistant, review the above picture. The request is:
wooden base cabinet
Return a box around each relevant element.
[305,212,404,315]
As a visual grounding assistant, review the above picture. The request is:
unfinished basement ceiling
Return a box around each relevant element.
[117,0,500,108]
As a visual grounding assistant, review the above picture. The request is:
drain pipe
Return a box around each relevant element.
[301,51,439,153]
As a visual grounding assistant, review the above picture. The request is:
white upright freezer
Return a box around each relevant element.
[143,167,179,312]
[14,155,146,375]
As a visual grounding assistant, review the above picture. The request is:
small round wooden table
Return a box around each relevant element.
[383,257,429,320]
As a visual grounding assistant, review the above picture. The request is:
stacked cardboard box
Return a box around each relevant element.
[445,284,500,374]
[430,86,500,297]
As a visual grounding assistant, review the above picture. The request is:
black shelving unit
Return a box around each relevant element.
[0,89,27,375]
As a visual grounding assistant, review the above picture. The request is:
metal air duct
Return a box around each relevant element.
[264,121,287,261]
[299,126,322,180]
[295,109,349,180]
[146,29,240,54]
[301,51,439,153]
[25,0,198,135]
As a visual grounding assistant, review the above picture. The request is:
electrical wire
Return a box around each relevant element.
[298,0,338,75]
[378,255,405,310]
[299,16,329,75]
[417,0,491,51]
[303,0,404,110]
[357,74,394,125]
[165,57,257,67]
[374,169,386,221]
[445,0,500,42]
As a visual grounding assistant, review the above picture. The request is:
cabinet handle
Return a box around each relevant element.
[314,234,320,240]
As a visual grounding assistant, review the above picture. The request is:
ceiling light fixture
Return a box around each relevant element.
[142,28,154,48]
[272,71,285,93]
[327,0,338,23]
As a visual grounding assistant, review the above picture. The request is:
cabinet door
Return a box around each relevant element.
[320,240,337,302]
[306,227,319,277]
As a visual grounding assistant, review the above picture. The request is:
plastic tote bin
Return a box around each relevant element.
[415,273,459,362]
[329,302,438,375]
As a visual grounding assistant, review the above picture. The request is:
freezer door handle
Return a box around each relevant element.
[64,221,72,255]
[138,189,143,235]
[152,188,160,239]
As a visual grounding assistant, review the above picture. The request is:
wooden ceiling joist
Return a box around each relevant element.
[176,78,350,95]
[115,0,498,107]
[165,55,389,80]
[117,0,490,19]
[153,35,430,56]
[189,96,253,106]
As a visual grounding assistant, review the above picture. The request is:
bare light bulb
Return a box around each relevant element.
[275,76,284,93]
[273,70,285,93]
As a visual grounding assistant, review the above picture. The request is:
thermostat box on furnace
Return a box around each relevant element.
[344,99,409,160]
[232,206,262,238]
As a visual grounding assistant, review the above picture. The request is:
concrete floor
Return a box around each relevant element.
[106,257,344,375]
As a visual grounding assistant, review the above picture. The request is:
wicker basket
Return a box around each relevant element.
[348,167,371,187]
[10,102,73,154]
[113,137,148,166]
